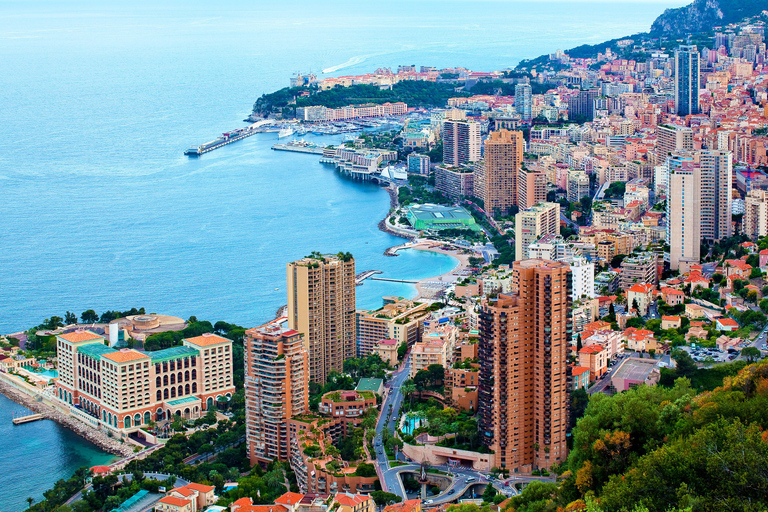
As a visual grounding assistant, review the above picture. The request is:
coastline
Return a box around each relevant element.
[394,240,474,300]
[0,374,132,458]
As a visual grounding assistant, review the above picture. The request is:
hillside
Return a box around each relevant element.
[253,81,470,116]
[651,0,767,38]
[515,0,766,72]
[503,360,768,512]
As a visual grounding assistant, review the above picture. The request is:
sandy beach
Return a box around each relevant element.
[393,239,476,299]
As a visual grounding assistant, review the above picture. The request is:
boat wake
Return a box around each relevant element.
[323,55,367,74]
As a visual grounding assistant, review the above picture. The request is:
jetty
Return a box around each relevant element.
[272,143,325,155]
[369,277,418,284]
[13,413,44,425]
[355,270,382,285]
[185,120,272,156]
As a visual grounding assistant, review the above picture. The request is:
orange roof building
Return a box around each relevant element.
[54,329,236,433]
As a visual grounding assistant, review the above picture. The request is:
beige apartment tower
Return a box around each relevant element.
[245,320,309,465]
[478,260,571,472]
[287,253,356,383]
[483,129,525,216]
[667,165,701,270]
[698,150,732,242]
[514,202,560,261]
[744,189,768,240]
[518,168,547,209]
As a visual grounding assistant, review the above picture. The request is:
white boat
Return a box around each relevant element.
[278,127,295,138]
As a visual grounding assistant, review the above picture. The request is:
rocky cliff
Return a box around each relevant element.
[651,0,766,37]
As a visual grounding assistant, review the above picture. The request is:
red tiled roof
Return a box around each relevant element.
[335,494,372,507]
[59,331,102,343]
[159,496,192,507]
[572,366,590,376]
[276,492,305,506]
[185,482,215,493]
[184,333,231,347]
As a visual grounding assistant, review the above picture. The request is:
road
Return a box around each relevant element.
[374,353,412,496]
[372,354,547,505]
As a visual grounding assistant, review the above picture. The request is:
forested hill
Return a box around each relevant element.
[505,358,768,512]
[651,0,767,38]
[253,81,470,116]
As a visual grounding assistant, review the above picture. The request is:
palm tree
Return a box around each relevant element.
[26,497,34,509]
[402,382,416,410]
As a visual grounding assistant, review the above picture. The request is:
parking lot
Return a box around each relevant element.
[680,345,739,363]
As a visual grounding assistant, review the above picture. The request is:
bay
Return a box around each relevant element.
[0,1,685,507]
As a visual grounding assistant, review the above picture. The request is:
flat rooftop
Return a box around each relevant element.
[356,378,384,393]
[407,204,475,222]
[611,357,658,382]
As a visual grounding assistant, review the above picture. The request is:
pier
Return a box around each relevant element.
[185,120,272,156]
[271,143,325,155]
[369,277,418,284]
[12,413,44,425]
[355,270,382,285]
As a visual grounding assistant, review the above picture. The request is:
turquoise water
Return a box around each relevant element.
[0,394,117,511]
[22,365,60,379]
[0,1,684,335]
[0,1,685,507]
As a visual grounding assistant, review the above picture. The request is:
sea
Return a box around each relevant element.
[0,0,686,508]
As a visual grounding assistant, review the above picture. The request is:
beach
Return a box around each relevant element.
[392,239,475,300]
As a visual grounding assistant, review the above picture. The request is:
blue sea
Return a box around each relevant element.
[0,0,685,508]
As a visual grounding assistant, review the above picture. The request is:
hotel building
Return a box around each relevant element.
[54,330,234,433]
[443,120,481,166]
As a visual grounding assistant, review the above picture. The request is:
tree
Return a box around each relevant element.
[354,462,376,477]
[27,497,34,509]
[746,289,759,303]
[370,491,402,506]
[741,346,761,363]
[402,381,416,409]
[80,309,98,324]
[611,254,627,269]
[712,273,724,284]
[482,482,497,503]
[64,311,77,325]
[671,349,697,379]
[397,342,408,361]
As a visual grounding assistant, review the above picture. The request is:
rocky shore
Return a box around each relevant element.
[0,377,133,458]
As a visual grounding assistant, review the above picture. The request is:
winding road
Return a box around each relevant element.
[371,354,549,506]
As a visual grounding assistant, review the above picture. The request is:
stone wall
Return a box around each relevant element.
[0,372,133,457]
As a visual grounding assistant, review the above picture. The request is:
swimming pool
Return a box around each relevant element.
[22,365,58,379]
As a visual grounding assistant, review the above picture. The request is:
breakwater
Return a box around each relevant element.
[0,375,133,457]
[378,184,416,244]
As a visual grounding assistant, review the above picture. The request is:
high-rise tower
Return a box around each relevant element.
[245,320,309,465]
[478,259,571,472]
[483,129,525,216]
[287,253,356,383]
[675,45,700,116]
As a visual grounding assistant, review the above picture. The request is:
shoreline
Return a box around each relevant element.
[391,240,474,300]
[0,374,133,458]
